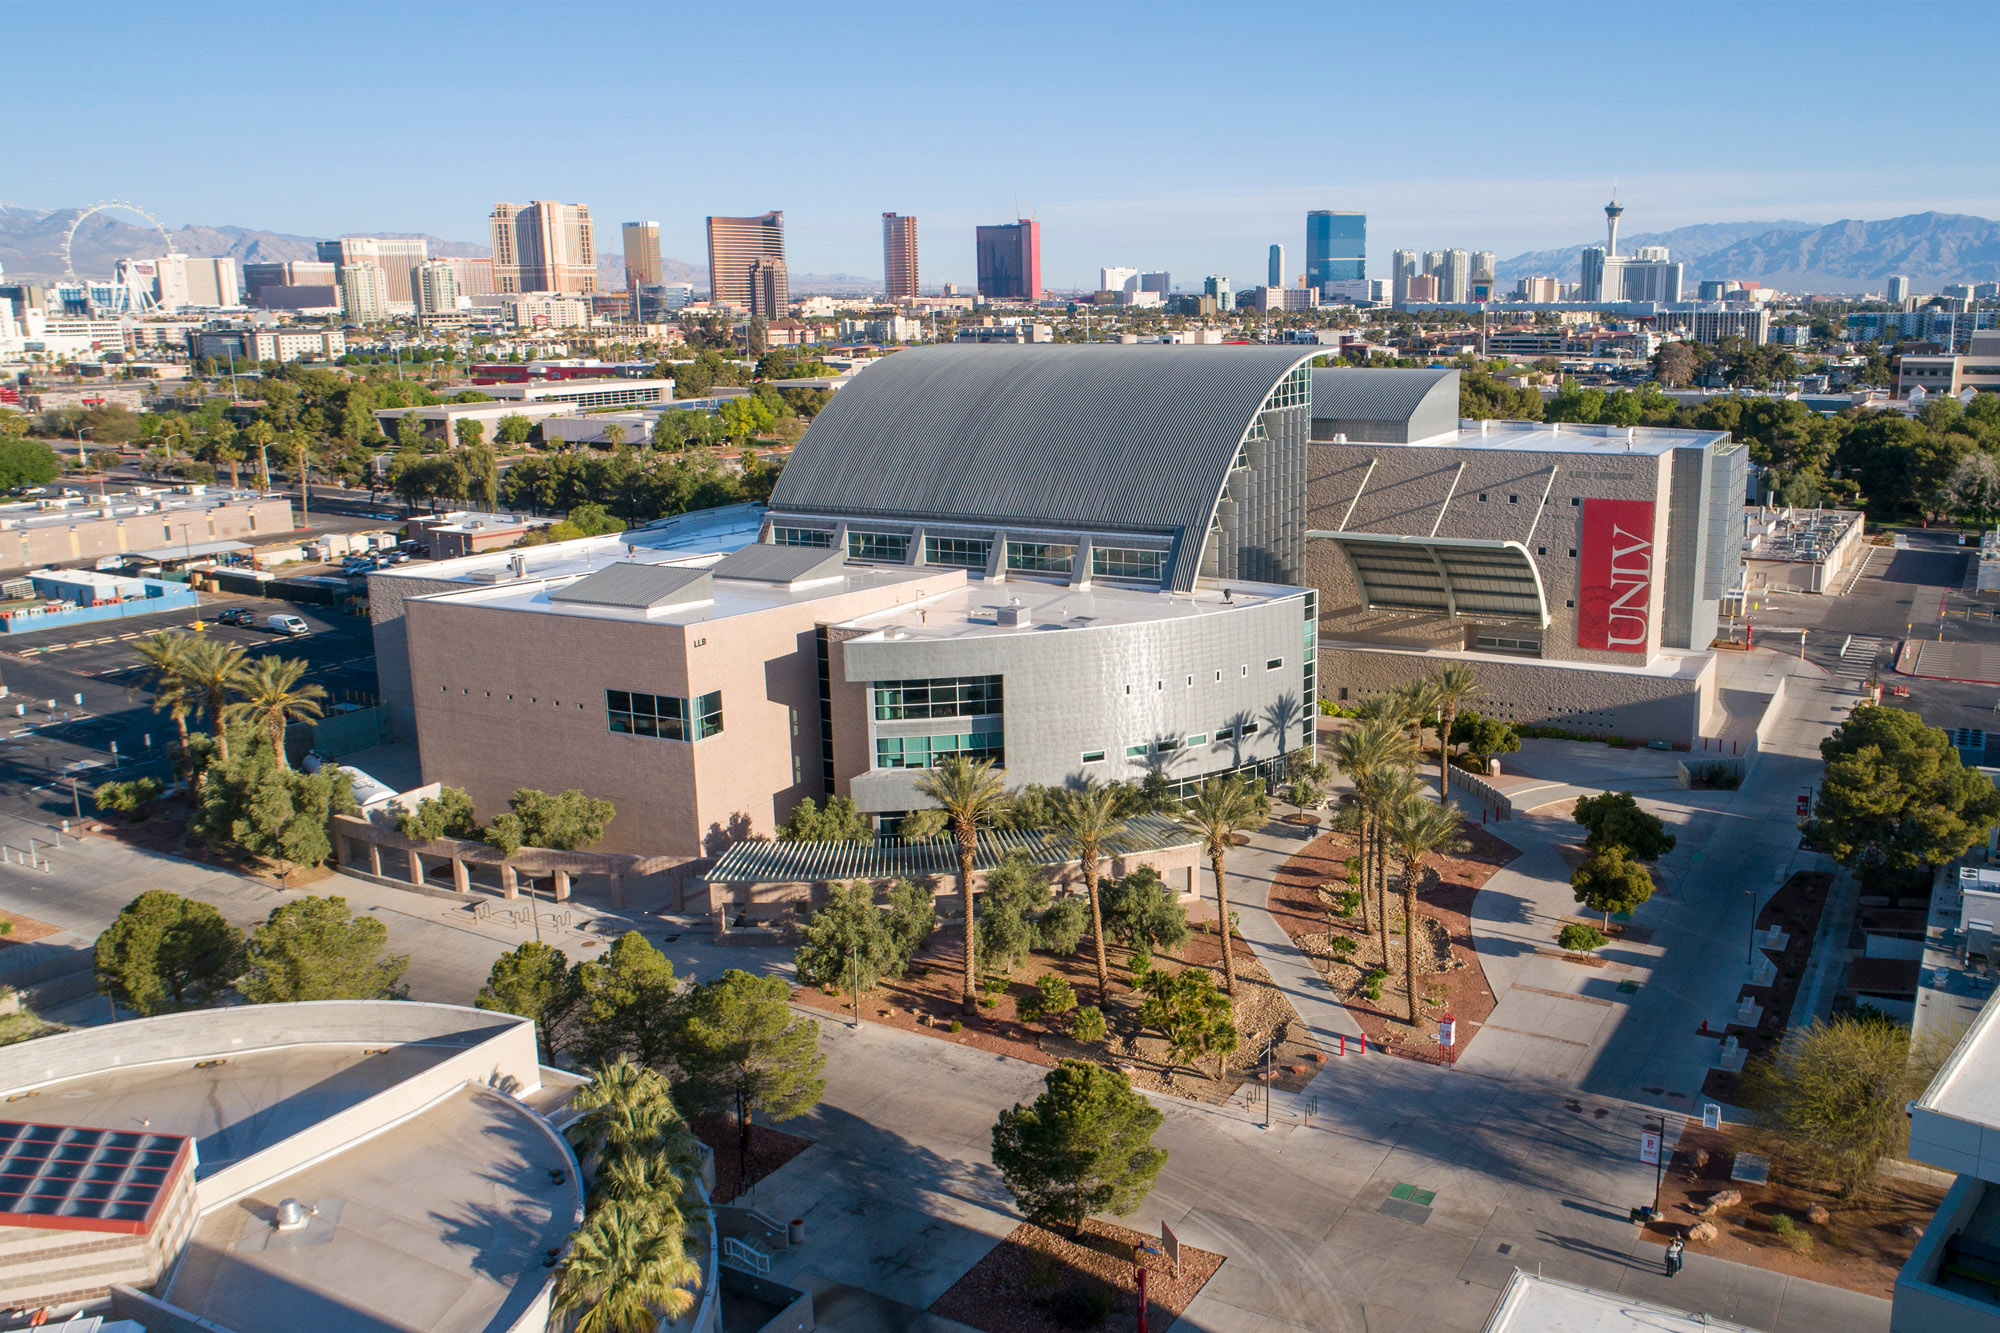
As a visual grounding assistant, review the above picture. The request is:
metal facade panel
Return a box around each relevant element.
[1309,367,1460,443]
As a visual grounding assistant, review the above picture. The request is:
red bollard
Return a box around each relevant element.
[1137,1266,1149,1333]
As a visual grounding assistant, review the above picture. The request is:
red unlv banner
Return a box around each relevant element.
[1577,499,1656,653]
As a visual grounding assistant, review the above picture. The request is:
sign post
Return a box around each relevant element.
[1438,1012,1457,1068]
[1161,1221,1180,1278]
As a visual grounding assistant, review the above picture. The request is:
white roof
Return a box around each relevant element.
[1382,419,1732,457]
[1910,989,2000,1180]
[1483,1272,1764,1332]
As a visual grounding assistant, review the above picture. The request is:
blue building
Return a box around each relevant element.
[1306,211,1366,293]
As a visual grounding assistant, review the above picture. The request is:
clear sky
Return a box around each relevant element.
[10,0,1997,289]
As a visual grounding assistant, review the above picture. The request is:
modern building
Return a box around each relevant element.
[1899,329,2000,399]
[953,320,1053,344]
[1203,274,1232,310]
[186,325,345,366]
[1897,993,2000,1332]
[376,347,1325,859]
[975,219,1042,303]
[1244,286,1320,313]
[1659,303,1769,346]
[1391,250,1418,306]
[1307,367,1746,742]
[316,236,427,308]
[1848,310,1997,349]
[706,211,786,312]
[414,259,462,320]
[146,254,241,310]
[1100,266,1140,294]
[1888,275,1913,304]
[491,201,597,295]
[338,262,391,323]
[621,220,662,292]
[439,254,496,296]
[243,259,336,306]
[1305,211,1365,296]
[1579,197,1683,304]
[1471,251,1496,301]
[1515,275,1562,303]
[1435,249,1471,303]
[882,212,919,301]
[747,258,789,319]
[1268,244,1286,288]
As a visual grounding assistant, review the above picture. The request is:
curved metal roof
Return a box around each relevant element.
[770,345,1319,589]
[1316,532,1549,626]
[1310,367,1458,424]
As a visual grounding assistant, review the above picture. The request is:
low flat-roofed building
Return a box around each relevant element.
[1899,992,2000,1331]
[1739,507,1866,595]
[0,491,293,575]
[1482,1270,1763,1331]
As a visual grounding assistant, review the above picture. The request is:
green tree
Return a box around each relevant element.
[133,631,196,750]
[992,1059,1167,1237]
[495,413,534,447]
[1138,966,1240,1078]
[92,776,162,821]
[486,787,616,855]
[976,849,1051,977]
[1381,792,1468,1023]
[667,969,825,1188]
[905,757,1013,1013]
[1570,845,1655,927]
[191,736,355,880]
[1448,711,1519,766]
[1428,662,1484,797]
[179,638,249,763]
[553,1200,701,1331]
[396,785,482,841]
[774,796,874,843]
[1808,705,2000,884]
[571,931,680,1069]
[1035,896,1089,956]
[454,418,485,451]
[793,882,900,1016]
[1175,777,1271,994]
[93,890,243,1015]
[476,941,576,1061]
[237,895,409,1002]
[1100,866,1190,952]
[221,655,326,770]
[1047,781,1131,1003]
[1557,922,1607,953]
[1740,1015,1945,1198]
[883,879,937,964]
[1331,715,1419,948]
[1572,790,1676,861]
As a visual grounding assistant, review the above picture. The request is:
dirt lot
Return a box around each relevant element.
[1268,823,1519,1062]
[930,1217,1223,1333]
[791,916,1324,1104]
[1643,1125,1943,1297]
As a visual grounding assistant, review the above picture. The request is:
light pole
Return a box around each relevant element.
[1645,1114,1668,1220]
[74,426,93,477]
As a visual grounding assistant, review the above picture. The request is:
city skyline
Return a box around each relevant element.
[8,1,1998,291]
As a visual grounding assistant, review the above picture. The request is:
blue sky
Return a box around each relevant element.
[10,1,1998,288]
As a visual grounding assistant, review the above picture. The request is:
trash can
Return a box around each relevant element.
[1487,759,1501,776]
[789,1218,805,1245]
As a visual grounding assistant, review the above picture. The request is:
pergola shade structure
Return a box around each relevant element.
[1315,532,1549,626]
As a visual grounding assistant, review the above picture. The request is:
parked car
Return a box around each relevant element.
[266,614,309,636]
[216,607,254,627]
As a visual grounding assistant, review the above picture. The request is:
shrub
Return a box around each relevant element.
[1034,973,1077,1022]
[1329,935,1357,959]
[1771,1212,1814,1257]
[1334,890,1361,917]
[1362,968,1386,1001]
[1070,1005,1106,1043]
[93,776,162,822]
[948,1019,963,1033]
[1558,922,1608,953]
[1129,939,1154,980]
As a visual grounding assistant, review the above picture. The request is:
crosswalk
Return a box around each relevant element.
[1839,634,1891,678]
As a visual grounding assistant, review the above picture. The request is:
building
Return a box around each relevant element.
[1579,196,1683,304]
[1848,309,1997,349]
[842,314,925,343]
[0,1002,607,1327]
[1515,275,1561,302]
[1739,507,1866,594]
[1141,271,1171,296]
[338,262,391,323]
[0,487,293,574]
[1897,993,2000,1332]
[1888,275,1913,303]
[1307,368,1747,742]
[1268,244,1286,288]
[1305,211,1365,295]
[187,325,344,366]
[706,210,786,311]
[1203,274,1232,310]
[491,201,597,294]
[882,212,919,301]
[1471,251,1496,301]
[376,347,1325,859]
[243,259,335,304]
[748,258,789,319]
[621,220,662,292]
[414,259,462,320]
[1100,266,1140,294]
[316,236,427,308]
[1391,250,1418,305]
[975,219,1042,303]
[503,294,592,329]
[954,320,1052,343]
[141,254,241,310]
[438,254,495,296]
[1659,303,1769,345]
[1406,273,1440,303]
[1244,286,1320,312]
[1435,249,1471,303]
[1899,328,2000,398]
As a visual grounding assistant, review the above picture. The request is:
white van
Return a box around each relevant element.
[267,614,309,636]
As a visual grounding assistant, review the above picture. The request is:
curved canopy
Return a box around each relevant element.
[1316,532,1549,626]
[770,345,1319,589]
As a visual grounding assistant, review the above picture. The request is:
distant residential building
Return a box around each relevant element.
[1515,275,1561,302]
[189,325,344,365]
[339,264,391,323]
[1391,250,1418,305]
[439,256,495,297]
[1202,275,1232,310]
[1470,251,1496,301]
[1846,310,1997,349]
[1887,275,1912,303]
[1100,266,1140,294]
[1898,329,2000,398]
[1659,303,1769,346]
[881,213,919,301]
[1305,211,1365,294]
[1421,250,1445,279]
[1244,286,1319,313]
[635,282,695,320]
[954,319,1051,343]
[622,221,663,292]
[148,255,241,310]
[1268,244,1286,288]
[243,260,336,307]
[317,237,426,307]
[748,258,789,319]
[491,202,597,294]
[1140,271,1171,296]
[1434,250,1471,303]
[707,211,786,311]
[415,260,461,320]
[504,295,592,329]
[1406,273,1440,302]
[975,219,1042,302]
[842,315,925,343]
[1770,323,1813,346]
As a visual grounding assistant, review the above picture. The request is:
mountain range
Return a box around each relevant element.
[1494,212,2000,292]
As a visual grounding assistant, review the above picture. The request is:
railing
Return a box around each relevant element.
[722,1236,771,1276]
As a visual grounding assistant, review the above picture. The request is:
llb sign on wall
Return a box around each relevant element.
[1576,499,1655,653]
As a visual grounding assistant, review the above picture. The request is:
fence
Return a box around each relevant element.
[0,587,201,634]
[312,705,393,758]
[1447,763,1513,819]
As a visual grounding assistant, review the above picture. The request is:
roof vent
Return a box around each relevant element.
[274,1198,314,1232]
[997,598,1032,628]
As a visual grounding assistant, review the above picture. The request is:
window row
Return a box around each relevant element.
[872,674,1003,721]
[772,526,833,548]
[607,688,724,741]
[925,535,990,568]
[1112,722,1259,760]
[874,727,1004,770]
[1007,540,1074,574]
[1091,546,1168,581]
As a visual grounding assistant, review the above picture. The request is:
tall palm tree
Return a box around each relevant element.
[1429,662,1484,797]
[553,1198,701,1332]
[1176,776,1271,995]
[1329,717,1417,937]
[222,656,325,769]
[567,1059,685,1167]
[132,631,195,748]
[1382,793,1469,1025]
[178,638,249,763]
[1393,678,1442,759]
[912,756,1012,1014]
[1047,780,1132,1003]
[1358,764,1421,970]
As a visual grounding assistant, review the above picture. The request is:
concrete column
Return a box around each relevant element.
[499,864,519,900]
[368,842,382,877]
[406,850,425,887]
[552,869,571,902]
[609,872,625,910]
[451,858,470,894]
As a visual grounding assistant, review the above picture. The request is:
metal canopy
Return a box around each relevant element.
[700,813,1194,885]
[1313,532,1549,626]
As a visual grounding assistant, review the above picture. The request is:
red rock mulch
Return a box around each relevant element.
[1701,871,1833,1102]
[1268,823,1519,1063]
[0,910,60,946]
[691,1118,813,1204]
[930,1218,1223,1333]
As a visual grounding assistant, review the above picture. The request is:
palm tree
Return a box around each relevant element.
[1047,781,1131,1004]
[1429,662,1484,797]
[1382,793,1469,1024]
[1358,764,1421,970]
[132,631,195,748]
[1329,717,1416,940]
[1176,776,1271,995]
[553,1198,701,1332]
[567,1059,685,1167]
[222,656,325,769]
[912,756,1012,1014]
[1392,678,1442,759]
[178,638,249,763]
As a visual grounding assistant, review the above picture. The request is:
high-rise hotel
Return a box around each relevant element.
[882,213,919,301]
[706,211,788,317]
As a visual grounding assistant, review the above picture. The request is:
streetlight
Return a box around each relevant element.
[73,425,93,478]
[1644,1114,1668,1221]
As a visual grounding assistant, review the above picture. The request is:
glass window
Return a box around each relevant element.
[1125,743,1148,758]
[1185,733,1209,747]
[772,526,834,548]
[608,689,691,740]
[924,535,991,569]
[847,531,909,563]
[875,726,1004,769]
[1006,541,1074,574]
[871,675,1003,720]
[1242,721,1261,735]
[1082,749,1106,764]
[695,691,724,739]
[1267,657,1283,671]
[1091,547,1167,581]
[1215,725,1236,741]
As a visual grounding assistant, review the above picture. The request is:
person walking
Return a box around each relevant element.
[1665,1235,1685,1277]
